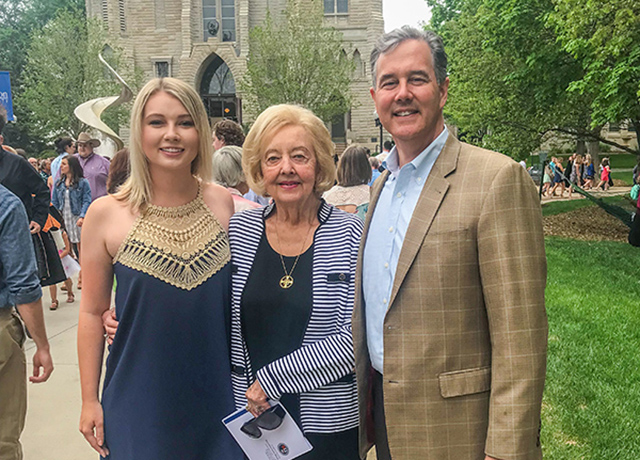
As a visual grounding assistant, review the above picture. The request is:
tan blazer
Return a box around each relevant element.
[353,134,548,460]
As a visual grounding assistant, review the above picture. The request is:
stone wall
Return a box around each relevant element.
[89,0,388,150]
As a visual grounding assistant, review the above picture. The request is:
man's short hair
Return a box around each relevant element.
[0,105,7,134]
[383,140,393,151]
[213,120,245,147]
[370,26,448,88]
[369,156,380,169]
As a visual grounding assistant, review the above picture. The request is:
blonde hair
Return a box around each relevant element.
[114,78,213,210]
[242,104,336,196]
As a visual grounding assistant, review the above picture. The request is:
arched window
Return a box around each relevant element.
[354,49,363,77]
[200,55,238,121]
[201,56,236,95]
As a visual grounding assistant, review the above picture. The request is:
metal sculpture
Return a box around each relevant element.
[74,50,133,150]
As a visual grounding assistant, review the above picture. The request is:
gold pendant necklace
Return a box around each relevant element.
[275,220,314,289]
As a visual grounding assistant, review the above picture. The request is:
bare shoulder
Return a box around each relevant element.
[201,182,234,230]
[85,195,132,221]
[84,195,137,257]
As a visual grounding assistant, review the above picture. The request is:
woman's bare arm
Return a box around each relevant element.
[77,197,118,457]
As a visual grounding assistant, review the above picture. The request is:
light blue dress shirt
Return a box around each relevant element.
[362,127,449,373]
[50,152,68,186]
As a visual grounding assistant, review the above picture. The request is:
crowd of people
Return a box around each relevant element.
[10,24,637,460]
[542,153,616,198]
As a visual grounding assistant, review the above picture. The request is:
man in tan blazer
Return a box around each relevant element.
[353,26,548,460]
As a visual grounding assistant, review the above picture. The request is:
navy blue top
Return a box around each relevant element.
[101,263,242,459]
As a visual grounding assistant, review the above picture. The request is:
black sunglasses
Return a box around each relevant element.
[240,405,286,439]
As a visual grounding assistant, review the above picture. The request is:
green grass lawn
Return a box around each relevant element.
[609,154,638,169]
[542,237,640,458]
[611,170,633,186]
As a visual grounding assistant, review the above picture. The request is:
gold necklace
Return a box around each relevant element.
[274,221,314,289]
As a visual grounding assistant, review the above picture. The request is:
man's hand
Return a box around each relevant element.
[485,456,501,460]
[29,221,41,234]
[102,308,118,345]
[245,380,269,418]
[77,217,84,228]
[30,346,54,383]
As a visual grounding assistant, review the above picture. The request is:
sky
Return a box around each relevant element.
[383,0,432,32]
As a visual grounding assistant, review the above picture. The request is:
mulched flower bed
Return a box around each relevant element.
[543,206,631,242]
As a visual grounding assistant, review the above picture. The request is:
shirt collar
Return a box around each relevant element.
[78,152,94,161]
[384,126,449,178]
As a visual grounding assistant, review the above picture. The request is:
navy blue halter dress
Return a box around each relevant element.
[101,190,242,459]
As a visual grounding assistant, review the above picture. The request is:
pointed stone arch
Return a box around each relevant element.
[197,53,240,122]
[353,49,364,78]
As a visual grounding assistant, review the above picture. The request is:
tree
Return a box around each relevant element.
[0,0,85,152]
[551,0,640,154]
[19,8,136,141]
[427,0,591,160]
[426,0,640,160]
[241,0,354,123]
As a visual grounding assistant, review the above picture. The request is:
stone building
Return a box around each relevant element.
[86,0,386,152]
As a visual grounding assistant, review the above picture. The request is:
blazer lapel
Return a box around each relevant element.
[387,134,461,308]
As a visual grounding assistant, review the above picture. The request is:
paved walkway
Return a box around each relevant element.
[21,277,100,460]
[540,185,632,203]
[21,280,382,459]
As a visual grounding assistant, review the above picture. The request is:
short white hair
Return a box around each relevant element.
[212,145,245,188]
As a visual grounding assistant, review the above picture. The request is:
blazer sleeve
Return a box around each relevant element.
[80,179,92,217]
[22,160,50,228]
[256,220,361,401]
[477,161,548,459]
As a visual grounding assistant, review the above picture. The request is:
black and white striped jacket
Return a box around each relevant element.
[228,200,363,433]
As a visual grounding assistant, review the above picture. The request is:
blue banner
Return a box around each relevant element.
[0,71,14,122]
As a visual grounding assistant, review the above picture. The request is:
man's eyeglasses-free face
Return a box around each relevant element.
[240,405,286,439]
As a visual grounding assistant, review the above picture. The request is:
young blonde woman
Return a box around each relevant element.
[78,78,242,459]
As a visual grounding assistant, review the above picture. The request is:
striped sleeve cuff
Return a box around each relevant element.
[256,366,284,401]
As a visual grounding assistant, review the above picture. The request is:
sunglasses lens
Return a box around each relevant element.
[256,405,285,430]
[240,420,262,439]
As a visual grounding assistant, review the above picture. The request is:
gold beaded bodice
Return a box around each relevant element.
[113,187,230,291]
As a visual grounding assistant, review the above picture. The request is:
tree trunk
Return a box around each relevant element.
[587,139,600,166]
[576,139,586,156]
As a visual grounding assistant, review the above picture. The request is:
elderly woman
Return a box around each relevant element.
[211,145,260,212]
[230,104,362,459]
[79,77,241,459]
[323,144,371,214]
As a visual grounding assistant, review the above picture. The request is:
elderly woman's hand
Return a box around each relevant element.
[245,380,269,418]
